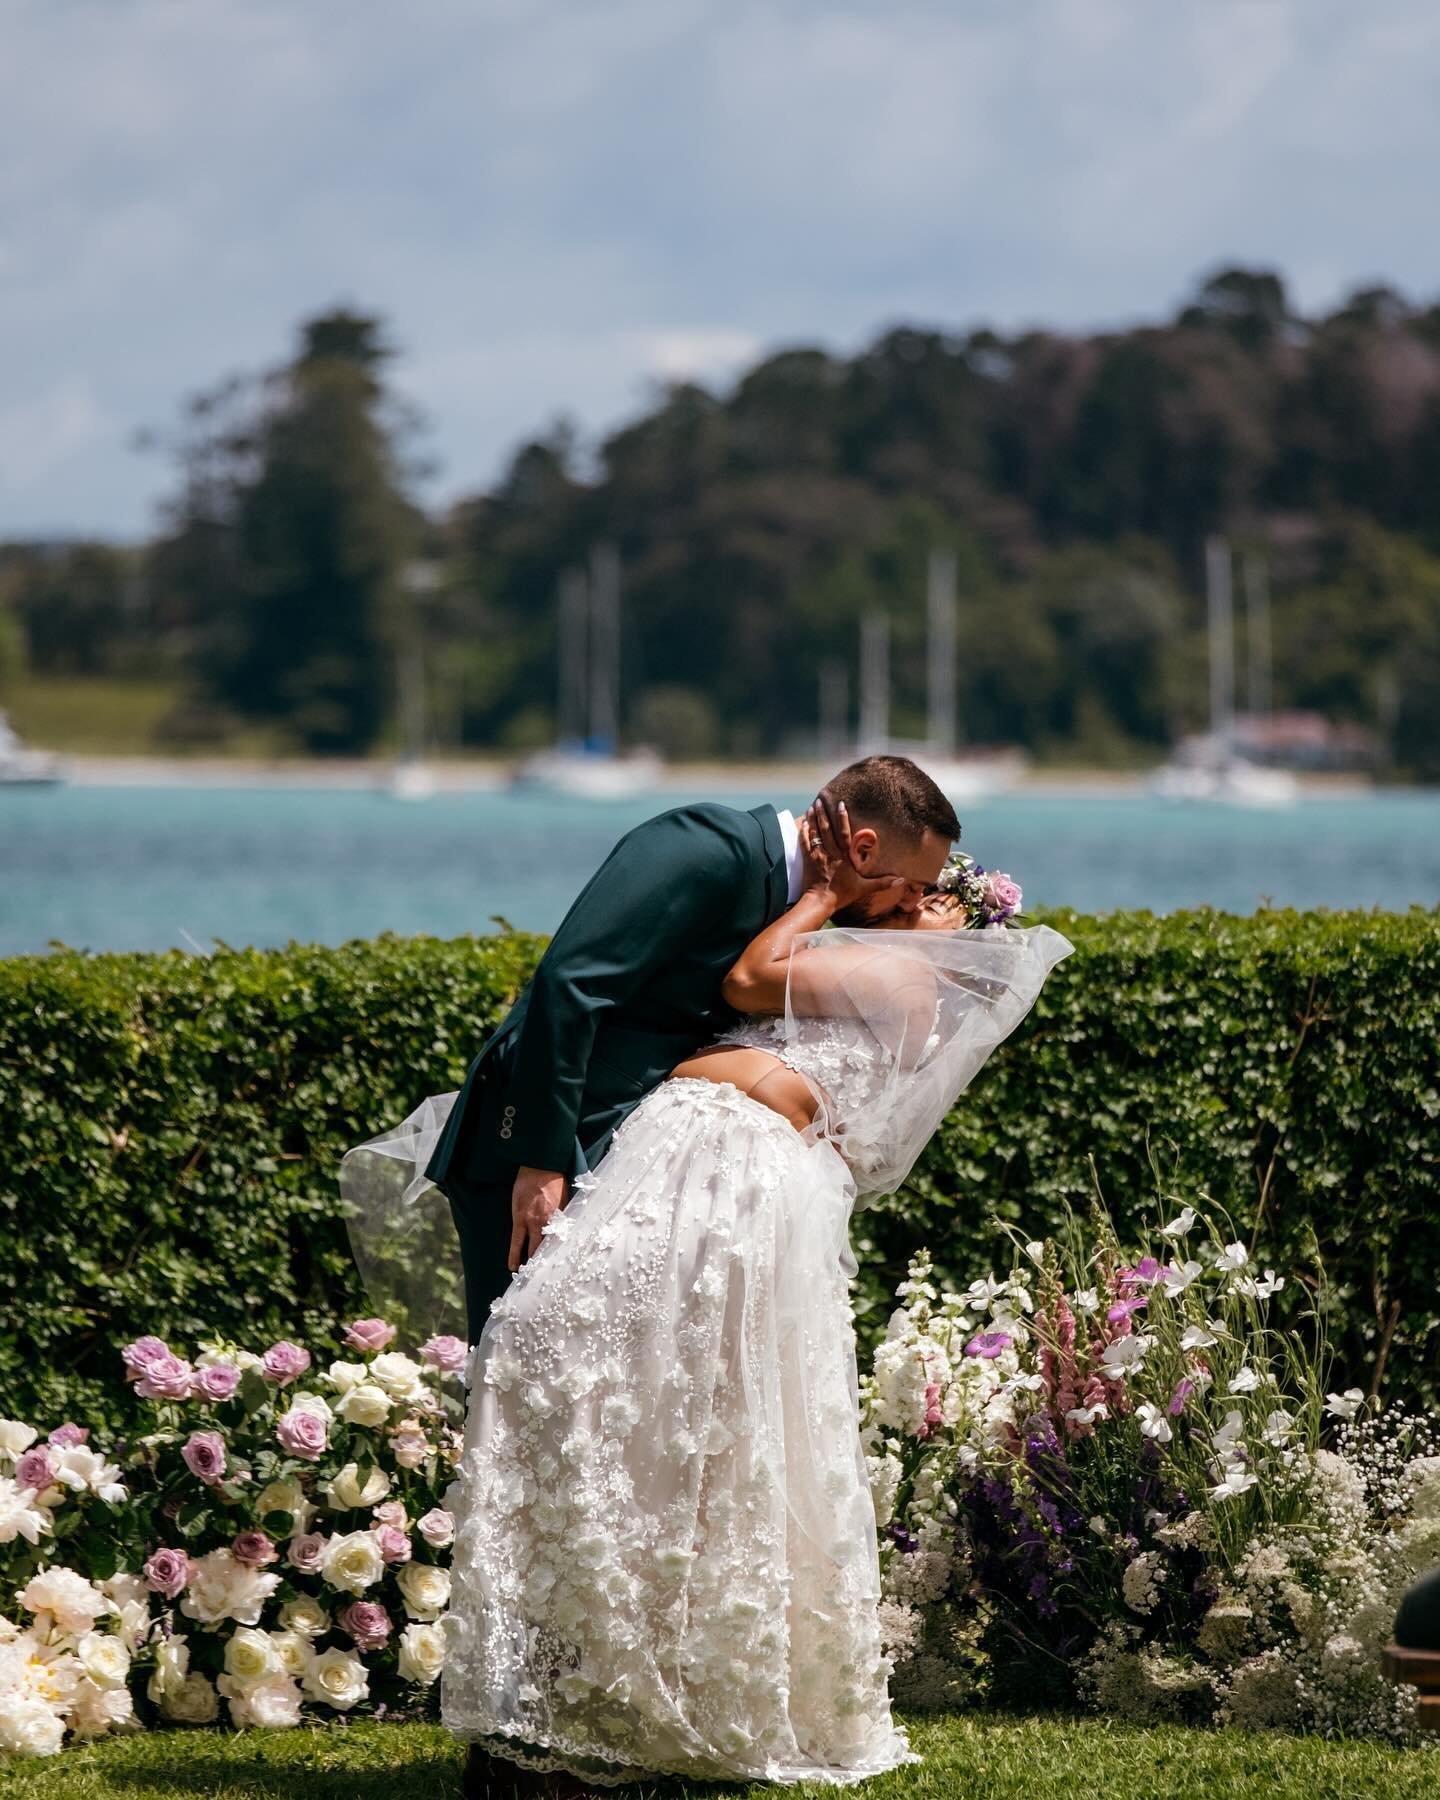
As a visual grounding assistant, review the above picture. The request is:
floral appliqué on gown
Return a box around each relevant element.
[440,1011,922,1787]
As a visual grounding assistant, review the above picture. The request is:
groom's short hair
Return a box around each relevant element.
[825,755,959,844]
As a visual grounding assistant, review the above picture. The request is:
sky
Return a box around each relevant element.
[3,0,1438,540]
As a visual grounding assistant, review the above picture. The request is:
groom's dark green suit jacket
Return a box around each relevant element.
[425,802,790,1334]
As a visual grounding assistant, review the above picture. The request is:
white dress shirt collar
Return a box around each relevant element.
[775,808,805,906]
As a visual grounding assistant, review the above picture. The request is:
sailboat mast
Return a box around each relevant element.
[1243,550,1272,720]
[926,547,958,757]
[557,567,588,749]
[1206,535,1235,750]
[588,542,621,751]
[818,658,849,760]
[859,612,890,753]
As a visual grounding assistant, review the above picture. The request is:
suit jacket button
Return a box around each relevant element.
[503,1104,517,1119]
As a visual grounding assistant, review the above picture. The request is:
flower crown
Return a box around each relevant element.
[934,849,1025,929]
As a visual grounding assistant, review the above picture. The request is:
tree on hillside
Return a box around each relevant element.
[149,309,424,754]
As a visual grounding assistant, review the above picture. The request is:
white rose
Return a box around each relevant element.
[77,1630,131,1690]
[268,1630,314,1677]
[327,1462,390,1511]
[160,1671,219,1724]
[288,1391,334,1425]
[0,1420,39,1461]
[397,1620,446,1684]
[146,1634,191,1704]
[302,1646,369,1711]
[0,1692,66,1757]
[416,1508,455,1549]
[233,1350,264,1372]
[257,1479,314,1535]
[278,1596,330,1639]
[224,1625,281,1685]
[19,1567,110,1636]
[337,1384,392,1428]
[220,1671,303,1728]
[0,1477,52,1547]
[99,1572,151,1648]
[395,1562,451,1621]
[370,1353,426,1402]
[69,1675,134,1741]
[50,1446,127,1505]
[180,1549,281,1628]
[322,1530,385,1596]
[325,1360,368,1393]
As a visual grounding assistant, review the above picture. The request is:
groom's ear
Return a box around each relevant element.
[848,824,881,866]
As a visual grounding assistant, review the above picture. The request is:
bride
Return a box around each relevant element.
[352,808,1070,1791]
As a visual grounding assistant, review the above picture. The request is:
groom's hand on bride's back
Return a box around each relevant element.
[510,1166,568,1271]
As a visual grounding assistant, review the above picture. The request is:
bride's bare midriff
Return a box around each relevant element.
[667,1046,819,1134]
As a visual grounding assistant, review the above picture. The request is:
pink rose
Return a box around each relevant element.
[276,1408,328,1461]
[287,1532,327,1574]
[121,1336,171,1381]
[232,1530,278,1567]
[982,872,1022,916]
[136,1351,195,1402]
[181,1430,227,1485]
[47,1423,89,1448]
[419,1335,467,1374]
[143,1547,193,1599]
[194,1363,241,1403]
[339,1600,392,1651]
[373,1525,411,1565]
[343,1318,397,1354]
[372,1501,408,1530]
[262,1342,311,1385]
[16,1448,54,1491]
[390,1430,428,1471]
[416,1508,455,1549]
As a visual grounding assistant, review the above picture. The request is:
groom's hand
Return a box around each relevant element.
[509,1166,568,1272]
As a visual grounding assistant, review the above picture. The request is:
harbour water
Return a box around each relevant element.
[1,779,1436,958]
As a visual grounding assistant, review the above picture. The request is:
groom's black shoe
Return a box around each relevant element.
[462,1745,598,1798]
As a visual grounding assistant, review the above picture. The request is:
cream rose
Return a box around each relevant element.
[396,1562,451,1621]
[325,1360,368,1393]
[268,1630,314,1677]
[256,1478,313,1535]
[180,1548,281,1628]
[288,1391,334,1425]
[397,1620,446,1684]
[0,1420,39,1461]
[162,1671,219,1725]
[327,1462,390,1511]
[322,1530,385,1596]
[336,1384,392,1428]
[220,1671,303,1728]
[370,1353,426,1402]
[302,1646,369,1711]
[76,1631,131,1690]
[223,1625,281,1684]
[279,1596,330,1638]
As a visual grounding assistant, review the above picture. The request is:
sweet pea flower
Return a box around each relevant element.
[420,1335,468,1374]
[232,1530,279,1567]
[287,1532,328,1575]
[262,1342,312,1385]
[276,1407,328,1461]
[964,1331,1013,1360]
[343,1318,397,1355]
[181,1431,227,1485]
[339,1599,392,1651]
[48,1422,90,1448]
[193,1363,241,1403]
[143,1547,193,1599]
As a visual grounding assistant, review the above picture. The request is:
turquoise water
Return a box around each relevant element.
[1,782,1436,957]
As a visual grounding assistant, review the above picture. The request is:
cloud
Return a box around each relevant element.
[0,375,111,494]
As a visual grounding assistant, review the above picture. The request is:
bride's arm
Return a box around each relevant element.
[721,804,904,1014]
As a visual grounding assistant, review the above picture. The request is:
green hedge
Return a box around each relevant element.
[3,909,1437,1426]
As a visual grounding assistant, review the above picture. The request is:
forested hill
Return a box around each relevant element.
[4,267,1440,770]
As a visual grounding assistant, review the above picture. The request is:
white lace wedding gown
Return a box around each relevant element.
[436,925,1072,1786]
[440,1014,919,1787]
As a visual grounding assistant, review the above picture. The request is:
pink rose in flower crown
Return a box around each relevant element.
[420,1334,467,1374]
[232,1530,279,1567]
[287,1532,327,1575]
[343,1318,397,1355]
[136,1351,195,1402]
[15,1447,54,1492]
[276,1407,328,1462]
[262,1341,311,1386]
[143,1547,193,1599]
[121,1336,171,1382]
[193,1362,241,1403]
[339,1600,392,1651]
[181,1430,227,1485]
[373,1525,411,1565]
[48,1422,90,1448]
[416,1508,455,1549]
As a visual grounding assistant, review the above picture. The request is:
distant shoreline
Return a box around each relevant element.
[36,754,1382,801]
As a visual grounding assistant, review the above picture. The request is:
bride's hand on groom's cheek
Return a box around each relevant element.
[510,1165,568,1271]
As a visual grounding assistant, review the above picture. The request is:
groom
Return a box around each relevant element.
[426,754,958,1346]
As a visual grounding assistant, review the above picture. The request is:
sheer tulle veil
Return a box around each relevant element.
[339,921,1072,1335]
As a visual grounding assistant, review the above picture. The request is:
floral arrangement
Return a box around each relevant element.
[0,1319,468,1759]
[935,851,1023,929]
[861,1202,1440,1741]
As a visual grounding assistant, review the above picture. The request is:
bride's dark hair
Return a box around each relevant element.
[824,754,960,845]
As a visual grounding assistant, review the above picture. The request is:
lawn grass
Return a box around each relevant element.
[2,1712,1437,1800]
[4,677,182,756]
